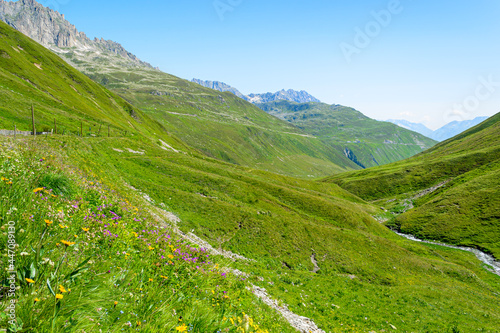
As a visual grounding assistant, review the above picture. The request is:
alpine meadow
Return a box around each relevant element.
[0,1,499,333]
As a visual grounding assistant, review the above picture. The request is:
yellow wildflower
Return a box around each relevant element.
[61,240,75,247]
[25,278,35,284]
[82,228,89,232]
[176,323,188,332]
[167,254,174,259]
[149,278,153,282]
[33,188,44,193]
[56,294,63,299]
[148,246,154,250]
[59,285,67,293]
[34,298,40,303]
[45,220,53,226]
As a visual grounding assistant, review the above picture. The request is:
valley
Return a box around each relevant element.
[0,1,499,332]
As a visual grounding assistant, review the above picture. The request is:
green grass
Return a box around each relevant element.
[0,139,293,332]
[327,112,500,259]
[3,134,496,332]
[256,100,437,168]
[1,19,500,333]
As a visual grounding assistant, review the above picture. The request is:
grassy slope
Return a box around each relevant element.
[28,134,500,332]
[326,112,500,257]
[0,21,499,332]
[0,21,186,152]
[67,55,359,178]
[256,100,437,168]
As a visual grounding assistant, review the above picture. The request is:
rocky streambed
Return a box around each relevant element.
[394,231,500,277]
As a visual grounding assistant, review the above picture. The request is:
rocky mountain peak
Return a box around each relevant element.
[0,0,153,69]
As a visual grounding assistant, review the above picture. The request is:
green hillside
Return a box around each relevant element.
[326,113,500,257]
[63,51,358,178]
[0,21,185,152]
[256,100,437,168]
[1,19,500,333]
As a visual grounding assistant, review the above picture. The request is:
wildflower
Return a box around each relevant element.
[176,323,188,332]
[114,301,118,307]
[148,246,154,250]
[74,234,78,238]
[59,224,68,229]
[56,294,63,299]
[20,252,29,256]
[45,220,53,226]
[25,278,35,284]
[33,188,44,193]
[167,254,174,259]
[34,298,40,303]
[148,278,153,282]
[59,285,67,293]
[136,321,141,327]
[6,181,12,185]
[82,228,89,232]
[61,240,75,247]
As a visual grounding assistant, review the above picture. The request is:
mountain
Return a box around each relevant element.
[0,0,359,178]
[387,117,489,141]
[191,78,247,100]
[0,0,153,70]
[327,112,500,257]
[386,119,434,138]
[247,89,321,104]
[431,116,489,141]
[1,10,500,333]
[257,100,437,168]
[191,78,321,104]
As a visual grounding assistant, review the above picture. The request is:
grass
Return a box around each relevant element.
[327,112,500,259]
[1,134,497,332]
[1,17,500,333]
[256,100,437,168]
[0,139,294,332]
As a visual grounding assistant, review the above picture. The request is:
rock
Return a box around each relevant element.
[0,0,153,69]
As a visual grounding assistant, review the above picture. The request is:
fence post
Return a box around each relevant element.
[98,124,102,135]
[31,104,35,137]
[14,125,16,139]
[80,121,83,137]
[108,125,110,138]
[54,118,57,134]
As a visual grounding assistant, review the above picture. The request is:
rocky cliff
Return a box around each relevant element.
[0,0,153,69]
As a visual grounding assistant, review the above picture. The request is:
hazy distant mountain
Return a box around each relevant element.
[386,119,434,138]
[431,117,489,141]
[191,79,321,104]
[387,117,489,141]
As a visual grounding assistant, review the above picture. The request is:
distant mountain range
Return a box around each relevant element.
[387,117,489,141]
[191,79,321,104]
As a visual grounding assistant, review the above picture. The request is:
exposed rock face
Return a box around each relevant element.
[192,79,321,104]
[248,89,321,104]
[191,79,248,100]
[0,0,153,68]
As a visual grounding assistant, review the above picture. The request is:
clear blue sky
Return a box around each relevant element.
[36,0,500,129]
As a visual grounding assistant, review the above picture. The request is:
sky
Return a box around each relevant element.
[31,0,500,129]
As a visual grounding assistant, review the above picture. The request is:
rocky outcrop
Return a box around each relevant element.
[248,89,321,104]
[192,79,322,104]
[191,79,248,100]
[0,0,153,68]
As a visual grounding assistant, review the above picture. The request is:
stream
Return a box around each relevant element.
[393,231,500,277]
